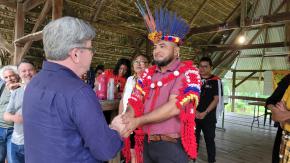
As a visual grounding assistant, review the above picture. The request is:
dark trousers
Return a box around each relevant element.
[195,120,216,163]
[143,137,188,163]
[272,125,282,163]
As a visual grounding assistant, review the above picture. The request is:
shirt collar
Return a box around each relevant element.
[42,61,80,79]
[155,58,181,73]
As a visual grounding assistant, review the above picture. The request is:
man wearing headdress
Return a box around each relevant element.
[121,1,201,163]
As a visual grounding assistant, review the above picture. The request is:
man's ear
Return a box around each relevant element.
[69,48,80,63]
[174,46,180,57]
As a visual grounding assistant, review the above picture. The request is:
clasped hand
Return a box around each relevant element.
[109,112,140,138]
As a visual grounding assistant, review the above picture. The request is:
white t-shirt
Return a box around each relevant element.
[122,76,136,111]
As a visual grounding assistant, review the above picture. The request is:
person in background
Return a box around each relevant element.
[95,64,105,78]
[4,60,36,163]
[119,54,149,163]
[94,65,105,91]
[0,66,20,163]
[22,16,124,163]
[196,57,222,163]
[111,58,131,99]
[266,74,290,163]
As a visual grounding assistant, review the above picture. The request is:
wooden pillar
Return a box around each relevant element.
[52,0,63,20]
[231,70,236,112]
[13,1,25,65]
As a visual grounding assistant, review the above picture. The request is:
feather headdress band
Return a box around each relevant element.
[135,0,190,45]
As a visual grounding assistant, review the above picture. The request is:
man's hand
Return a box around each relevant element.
[196,111,207,119]
[6,83,21,90]
[110,114,126,137]
[271,101,290,123]
[120,113,141,138]
[13,114,23,124]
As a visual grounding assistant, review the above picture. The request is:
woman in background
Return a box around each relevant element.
[119,54,149,163]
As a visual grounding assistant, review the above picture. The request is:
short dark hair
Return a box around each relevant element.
[17,59,35,68]
[95,64,104,73]
[199,57,213,67]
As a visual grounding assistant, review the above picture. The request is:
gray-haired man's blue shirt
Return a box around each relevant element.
[23,61,123,163]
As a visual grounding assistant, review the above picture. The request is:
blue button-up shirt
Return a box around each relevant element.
[23,61,123,163]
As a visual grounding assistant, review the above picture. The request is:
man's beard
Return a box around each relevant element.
[154,55,174,67]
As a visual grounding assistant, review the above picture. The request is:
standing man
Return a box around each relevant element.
[196,57,222,163]
[4,60,37,163]
[23,17,124,163]
[0,65,19,163]
[121,2,201,163]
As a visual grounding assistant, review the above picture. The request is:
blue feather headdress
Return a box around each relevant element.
[135,0,190,45]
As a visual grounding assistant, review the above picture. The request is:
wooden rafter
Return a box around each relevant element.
[92,0,106,22]
[52,0,63,20]
[189,0,209,26]
[187,11,290,36]
[0,33,14,55]
[207,2,241,44]
[206,41,289,52]
[23,0,45,12]
[18,0,52,61]
[235,71,257,88]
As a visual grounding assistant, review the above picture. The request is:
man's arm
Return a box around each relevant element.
[196,96,219,119]
[3,90,23,124]
[72,87,123,161]
[123,94,179,137]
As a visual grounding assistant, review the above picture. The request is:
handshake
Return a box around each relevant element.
[109,113,139,138]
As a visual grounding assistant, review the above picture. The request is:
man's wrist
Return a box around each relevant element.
[205,110,209,114]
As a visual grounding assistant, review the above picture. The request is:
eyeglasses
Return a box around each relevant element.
[76,47,96,54]
[133,60,148,65]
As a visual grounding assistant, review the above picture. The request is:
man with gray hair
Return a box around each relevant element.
[23,17,124,163]
[0,65,20,163]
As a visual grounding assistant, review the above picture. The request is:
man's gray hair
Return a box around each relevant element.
[43,16,96,60]
[0,65,18,80]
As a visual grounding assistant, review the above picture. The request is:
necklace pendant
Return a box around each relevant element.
[173,70,180,76]
[157,81,163,87]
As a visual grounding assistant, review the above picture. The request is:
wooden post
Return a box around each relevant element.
[231,70,236,112]
[13,1,25,65]
[52,0,63,20]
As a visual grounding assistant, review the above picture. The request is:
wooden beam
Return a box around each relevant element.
[13,1,24,65]
[240,0,246,27]
[23,0,45,12]
[14,31,43,45]
[231,70,236,112]
[232,70,266,72]
[92,0,106,21]
[19,0,52,59]
[186,12,290,36]
[0,33,14,55]
[238,54,288,58]
[206,41,289,52]
[189,0,209,26]
[235,71,257,88]
[52,0,63,20]
[273,0,287,15]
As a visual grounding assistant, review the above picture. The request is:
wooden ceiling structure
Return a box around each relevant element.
[0,0,289,70]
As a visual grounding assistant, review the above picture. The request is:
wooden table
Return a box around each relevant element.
[100,100,121,163]
[100,99,120,111]
[248,101,266,130]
